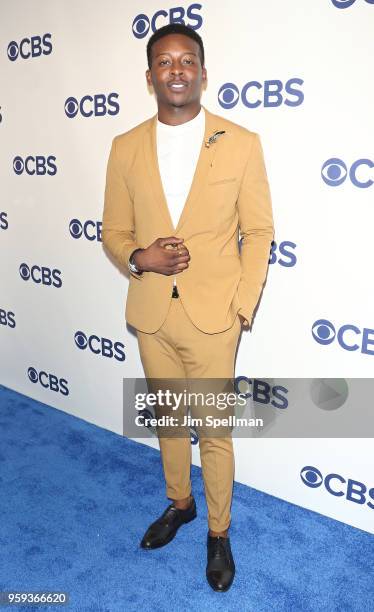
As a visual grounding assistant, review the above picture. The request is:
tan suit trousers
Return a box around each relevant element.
[136,295,241,532]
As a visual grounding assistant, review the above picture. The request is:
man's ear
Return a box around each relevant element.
[145,69,152,86]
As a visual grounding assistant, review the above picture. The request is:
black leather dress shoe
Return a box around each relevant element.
[140,497,197,549]
[206,533,235,592]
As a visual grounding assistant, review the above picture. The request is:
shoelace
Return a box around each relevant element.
[159,504,186,524]
[162,506,178,520]
[210,537,228,560]
[158,500,193,525]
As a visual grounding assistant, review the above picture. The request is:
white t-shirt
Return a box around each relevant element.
[156,106,205,286]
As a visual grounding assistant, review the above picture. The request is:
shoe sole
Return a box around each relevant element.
[140,510,197,550]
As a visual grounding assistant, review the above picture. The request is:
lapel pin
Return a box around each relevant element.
[205,130,226,148]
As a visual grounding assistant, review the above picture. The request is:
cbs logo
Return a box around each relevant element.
[331,0,374,8]
[69,219,102,242]
[19,263,62,288]
[218,79,304,109]
[269,241,297,267]
[13,156,57,176]
[0,309,16,328]
[74,331,126,362]
[234,377,288,409]
[64,93,119,118]
[132,4,202,38]
[321,158,373,188]
[0,212,8,230]
[301,465,374,509]
[7,33,52,61]
[239,239,296,267]
[28,367,68,396]
[312,319,374,356]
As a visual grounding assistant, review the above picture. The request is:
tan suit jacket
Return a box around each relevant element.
[102,105,275,334]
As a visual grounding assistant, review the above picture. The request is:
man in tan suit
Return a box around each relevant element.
[102,23,274,592]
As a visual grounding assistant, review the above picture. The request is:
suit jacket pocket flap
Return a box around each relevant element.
[208,176,237,185]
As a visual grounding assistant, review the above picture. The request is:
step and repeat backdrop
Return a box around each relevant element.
[1,1,373,533]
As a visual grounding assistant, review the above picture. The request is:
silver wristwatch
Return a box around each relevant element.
[128,249,143,274]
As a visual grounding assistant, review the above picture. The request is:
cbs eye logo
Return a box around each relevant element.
[19,263,62,288]
[132,4,202,39]
[300,465,374,509]
[64,93,119,118]
[300,466,323,488]
[7,33,52,61]
[312,319,374,356]
[312,319,336,346]
[218,79,304,110]
[74,331,126,362]
[331,0,374,8]
[69,219,102,242]
[28,367,68,396]
[13,156,57,176]
[321,158,373,188]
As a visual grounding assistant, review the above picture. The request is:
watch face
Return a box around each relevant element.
[129,262,139,273]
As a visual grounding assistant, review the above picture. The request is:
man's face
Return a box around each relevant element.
[146,33,207,108]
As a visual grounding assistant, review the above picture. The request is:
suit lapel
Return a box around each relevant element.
[142,105,226,234]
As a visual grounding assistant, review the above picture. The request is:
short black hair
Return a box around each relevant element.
[146,24,205,69]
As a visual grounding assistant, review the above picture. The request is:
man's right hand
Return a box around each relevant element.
[133,237,190,276]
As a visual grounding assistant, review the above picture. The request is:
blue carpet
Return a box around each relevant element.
[0,384,373,612]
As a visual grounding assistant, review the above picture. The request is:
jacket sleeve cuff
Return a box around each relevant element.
[237,308,251,327]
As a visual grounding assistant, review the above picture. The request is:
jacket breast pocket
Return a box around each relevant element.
[208,176,237,186]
